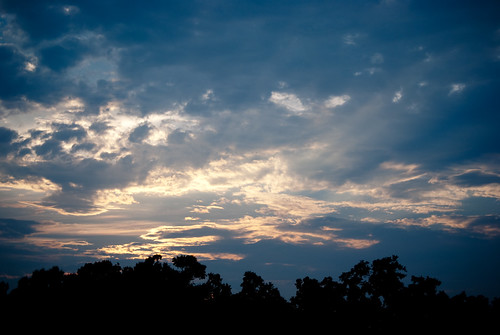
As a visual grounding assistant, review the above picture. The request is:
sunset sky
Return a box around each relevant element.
[1,0,499,298]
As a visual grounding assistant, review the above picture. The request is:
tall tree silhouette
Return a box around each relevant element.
[368,255,406,308]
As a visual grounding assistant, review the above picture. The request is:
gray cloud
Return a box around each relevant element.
[128,123,152,143]
[0,218,39,239]
[0,127,18,157]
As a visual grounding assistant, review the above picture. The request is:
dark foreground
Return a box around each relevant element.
[1,255,498,332]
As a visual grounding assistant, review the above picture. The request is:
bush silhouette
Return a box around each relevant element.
[1,254,498,331]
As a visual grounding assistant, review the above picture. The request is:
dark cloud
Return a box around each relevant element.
[36,155,139,191]
[0,45,30,100]
[1,0,497,122]
[89,121,111,133]
[40,39,89,72]
[40,188,99,214]
[0,127,18,157]
[0,43,74,105]
[461,197,500,217]
[167,129,190,145]
[71,142,95,153]
[0,0,78,40]
[128,123,151,143]
[452,171,500,187]
[0,218,39,238]
[386,175,432,201]
[0,151,148,213]
[468,215,500,237]
[33,138,63,159]
[51,123,87,141]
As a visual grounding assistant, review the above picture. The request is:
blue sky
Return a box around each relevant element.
[1,0,499,298]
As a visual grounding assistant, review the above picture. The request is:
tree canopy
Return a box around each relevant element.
[1,255,498,332]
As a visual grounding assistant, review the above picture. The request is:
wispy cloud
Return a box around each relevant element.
[449,83,466,95]
[269,92,308,115]
[324,95,351,109]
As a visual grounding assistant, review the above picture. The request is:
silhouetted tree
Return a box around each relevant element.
[13,266,65,299]
[236,270,284,310]
[292,276,345,315]
[238,271,284,303]
[172,254,207,283]
[204,272,231,301]
[2,254,499,332]
[339,259,371,304]
[0,281,8,299]
[229,271,291,330]
[368,255,406,309]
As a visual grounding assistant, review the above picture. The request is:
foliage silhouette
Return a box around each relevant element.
[1,254,499,331]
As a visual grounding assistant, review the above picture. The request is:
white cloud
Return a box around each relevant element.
[269,92,307,114]
[324,94,351,109]
[201,89,215,102]
[392,89,403,103]
[380,161,419,174]
[449,83,466,95]
[62,5,79,15]
[24,61,37,72]
[353,68,381,76]
[390,215,475,230]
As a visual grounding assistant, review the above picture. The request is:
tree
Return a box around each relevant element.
[172,255,206,283]
[0,281,8,299]
[77,259,122,281]
[238,271,283,303]
[74,259,123,304]
[407,275,441,298]
[368,255,406,308]
[339,259,371,304]
[292,276,345,314]
[14,266,65,298]
[1,253,498,331]
[205,273,232,301]
[232,271,290,330]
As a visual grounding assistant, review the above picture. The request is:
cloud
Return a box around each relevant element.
[389,214,500,237]
[0,127,19,157]
[39,37,91,72]
[392,89,403,103]
[324,95,351,109]
[343,33,360,45]
[82,212,381,262]
[269,92,308,115]
[201,89,216,102]
[128,123,152,143]
[449,83,466,95]
[0,217,39,239]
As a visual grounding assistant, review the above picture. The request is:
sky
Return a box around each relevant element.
[1,0,500,299]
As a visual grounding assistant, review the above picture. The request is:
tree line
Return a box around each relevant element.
[1,254,498,332]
